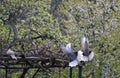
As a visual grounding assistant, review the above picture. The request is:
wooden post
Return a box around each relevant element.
[78,66,82,78]
[5,67,7,78]
[69,67,72,78]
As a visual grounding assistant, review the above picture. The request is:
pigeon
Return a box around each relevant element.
[77,50,94,62]
[61,43,74,54]
[78,35,94,61]
[61,43,78,67]
[71,35,95,67]
[61,36,94,67]
[6,49,17,60]
[61,35,94,67]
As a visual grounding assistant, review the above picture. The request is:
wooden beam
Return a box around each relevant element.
[0,64,69,69]
[0,56,68,62]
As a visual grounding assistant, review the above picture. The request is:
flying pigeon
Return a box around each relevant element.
[61,36,94,67]
[78,35,94,61]
[6,49,17,60]
[61,43,78,67]
[71,35,94,67]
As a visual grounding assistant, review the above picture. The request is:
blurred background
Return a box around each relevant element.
[0,0,120,78]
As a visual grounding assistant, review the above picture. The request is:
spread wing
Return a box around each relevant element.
[81,35,89,56]
[61,43,76,61]
[61,43,74,54]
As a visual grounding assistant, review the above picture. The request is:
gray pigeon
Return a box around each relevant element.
[61,43,77,67]
[61,36,94,67]
[7,49,17,60]
[77,35,94,62]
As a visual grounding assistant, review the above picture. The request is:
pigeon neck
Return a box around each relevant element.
[74,51,78,56]
[82,50,91,56]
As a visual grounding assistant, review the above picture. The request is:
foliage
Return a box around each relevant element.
[0,0,65,53]
[0,0,120,78]
[50,0,120,78]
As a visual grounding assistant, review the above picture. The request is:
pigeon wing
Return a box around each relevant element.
[88,51,94,61]
[61,43,74,54]
[61,43,77,62]
[61,46,69,54]
[81,35,89,56]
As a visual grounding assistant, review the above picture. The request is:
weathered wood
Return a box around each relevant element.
[0,55,69,69]
[0,56,68,62]
[0,64,68,69]
[0,53,69,78]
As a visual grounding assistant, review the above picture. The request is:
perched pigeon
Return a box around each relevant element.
[7,49,17,60]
